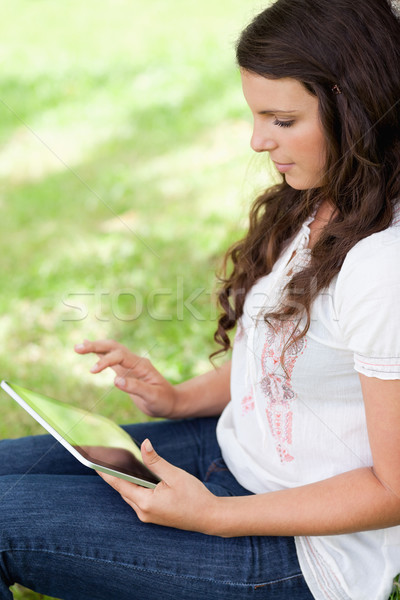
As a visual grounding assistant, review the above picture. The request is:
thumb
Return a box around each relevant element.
[141,439,176,482]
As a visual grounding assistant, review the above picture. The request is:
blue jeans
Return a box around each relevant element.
[0,417,314,599]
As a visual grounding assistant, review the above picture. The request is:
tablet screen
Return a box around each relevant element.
[4,382,160,486]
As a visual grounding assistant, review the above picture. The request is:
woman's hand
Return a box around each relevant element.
[74,339,179,418]
[97,439,220,535]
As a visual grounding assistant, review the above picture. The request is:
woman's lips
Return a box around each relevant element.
[273,161,295,173]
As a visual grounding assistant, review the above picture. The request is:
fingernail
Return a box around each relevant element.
[115,377,126,387]
[75,343,85,351]
[90,363,100,373]
[144,439,153,453]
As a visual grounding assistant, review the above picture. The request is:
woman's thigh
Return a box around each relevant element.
[0,419,313,598]
[0,473,312,600]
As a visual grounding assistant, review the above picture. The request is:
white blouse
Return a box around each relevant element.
[217,209,400,600]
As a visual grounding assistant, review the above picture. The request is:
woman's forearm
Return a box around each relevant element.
[172,360,231,419]
[209,467,400,537]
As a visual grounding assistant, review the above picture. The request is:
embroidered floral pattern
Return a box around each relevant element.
[260,320,307,463]
[241,391,255,416]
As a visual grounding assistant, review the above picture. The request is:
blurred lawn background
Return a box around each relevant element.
[0,0,269,598]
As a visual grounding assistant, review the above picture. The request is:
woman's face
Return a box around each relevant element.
[241,70,327,190]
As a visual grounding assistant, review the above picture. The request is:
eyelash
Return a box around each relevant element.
[273,119,295,128]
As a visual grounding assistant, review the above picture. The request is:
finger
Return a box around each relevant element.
[116,355,157,380]
[108,364,126,378]
[97,471,139,496]
[92,351,126,376]
[90,349,125,373]
[74,339,119,355]
[97,471,152,509]
[141,439,177,483]
[96,470,120,487]
[91,351,148,377]
[120,494,142,514]
[114,375,155,399]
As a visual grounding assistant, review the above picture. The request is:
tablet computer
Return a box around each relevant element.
[0,380,161,489]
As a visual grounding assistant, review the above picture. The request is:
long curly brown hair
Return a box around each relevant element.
[212,0,400,359]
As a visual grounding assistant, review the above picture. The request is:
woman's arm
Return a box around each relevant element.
[213,467,400,537]
[173,362,231,418]
[75,339,231,420]
[97,376,400,537]
[207,375,400,536]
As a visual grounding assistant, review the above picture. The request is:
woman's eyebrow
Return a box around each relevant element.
[258,109,299,115]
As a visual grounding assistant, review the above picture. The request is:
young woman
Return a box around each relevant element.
[1,0,400,598]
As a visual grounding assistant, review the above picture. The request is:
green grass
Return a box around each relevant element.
[0,0,270,439]
[0,1,267,598]
[1,2,398,599]
[390,575,400,600]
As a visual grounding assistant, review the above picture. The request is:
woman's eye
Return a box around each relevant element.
[273,119,294,128]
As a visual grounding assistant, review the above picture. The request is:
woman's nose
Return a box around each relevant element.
[250,124,278,153]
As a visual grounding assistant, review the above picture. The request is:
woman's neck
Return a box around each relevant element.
[307,201,336,248]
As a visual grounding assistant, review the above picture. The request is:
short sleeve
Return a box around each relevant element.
[335,226,400,380]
